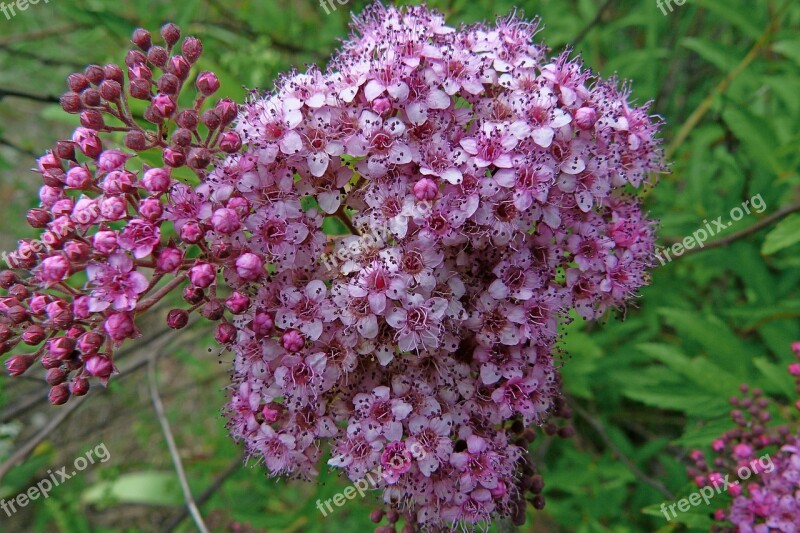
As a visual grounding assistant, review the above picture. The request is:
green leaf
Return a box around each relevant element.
[762,213,800,255]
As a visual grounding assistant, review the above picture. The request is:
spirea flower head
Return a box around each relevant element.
[0,3,664,531]
[688,343,800,532]
[219,4,661,530]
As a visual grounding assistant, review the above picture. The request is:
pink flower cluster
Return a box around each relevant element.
[0,24,240,405]
[0,4,664,530]
[688,343,800,532]
[220,4,662,529]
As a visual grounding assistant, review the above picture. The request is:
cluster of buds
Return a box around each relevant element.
[688,343,800,531]
[0,24,240,405]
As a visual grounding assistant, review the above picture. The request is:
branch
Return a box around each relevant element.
[0,24,84,46]
[669,200,800,259]
[0,87,61,104]
[148,357,209,533]
[571,402,675,500]
[0,396,86,483]
[164,454,245,532]
[664,1,789,160]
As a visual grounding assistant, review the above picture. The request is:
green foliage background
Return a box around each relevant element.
[0,0,799,531]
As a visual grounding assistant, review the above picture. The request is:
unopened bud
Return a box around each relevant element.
[167,309,190,329]
[161,23,181,48]
[132,28,152,50]
[5,354,35,376]
[48,384,70,405]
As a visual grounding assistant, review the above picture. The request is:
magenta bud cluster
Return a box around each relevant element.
[0,24,241,406]
[688,342,800,531]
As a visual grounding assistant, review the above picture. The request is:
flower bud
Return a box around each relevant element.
[84,65,104,85]
[60,92,83,113]
[129,78,152,100]
[235,253,263,281]
[224,292,250,314]
[139,197,163,221]
[178,221,203,243]
[72,127,103,158]
[147,46,168,67]
[200,299,224,321]
[176,109,199,130]
[163,148,186,167]
[214,98,238,125]
[155,247,182,273]
[27,208,52,228]
[282,330,305,353]
[196,71,219,96]
[168,55,191,80]
[64,240,90,263]
[48,336,76,360]
[189,262,216,288]
[78,331,105,353]
[125,130,147,151]
[45,300,73,327]
[132,28,152,50]
[54,141,76,160]
[219,131,242,153]
[200,109,221,130]
[182,37,203,63]
[160,23,181,48]
[413,178,438,201]
[211,208,241,235]
[80,109,105,130]
[38,255,70,286]
[157,73,180,95]
[151,93,177,118]
[574,107,597,130]
[70,376,89,396]
[97,150,131,172]
[81,88,102,107]
[48,384,70,405]
[103,63,124,84]
[39,353,60,369]
[85,354,114,377]
[0,271,18,289]
[99,80,122,101]
[93,230,118,255]
[5,354,35,376]
[215,322,236,344]
[99,195,127,221]
[22,324,46,345]
[128,64,152,81]
[166,308,190,329]
[65,166,92,188]
[46,367,67,386]
[67,73,90,92]
[125,49,147,68]
[171,128,193,147]
[183,286,205,304]
[187,148,212,170]
[104,312,138,343]
[227,196,249,217]
[142,167,171,195]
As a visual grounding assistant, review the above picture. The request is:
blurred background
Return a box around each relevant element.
[0,0,799,531]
